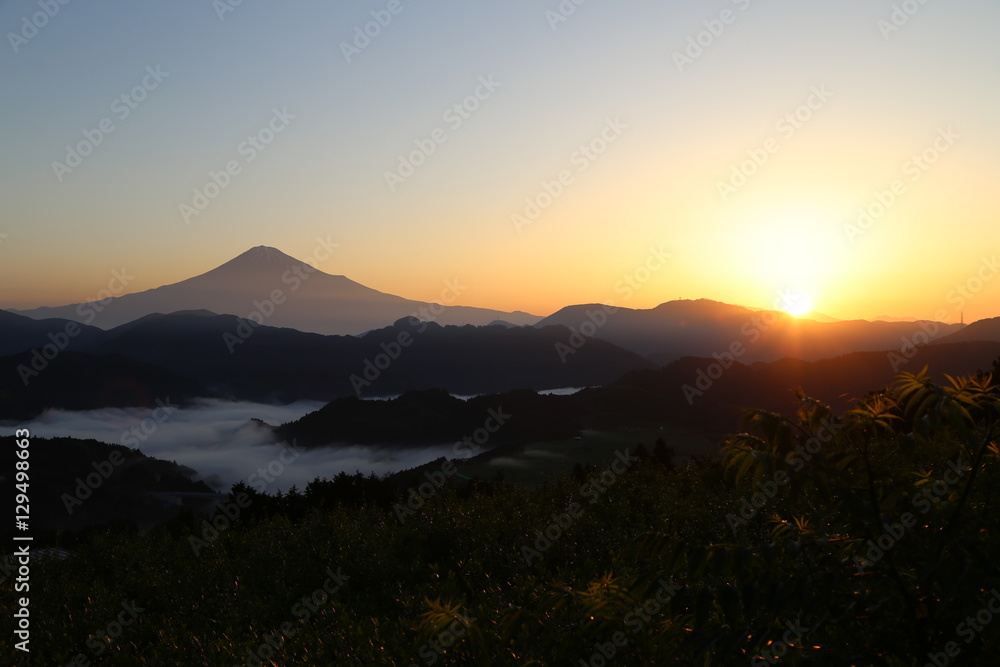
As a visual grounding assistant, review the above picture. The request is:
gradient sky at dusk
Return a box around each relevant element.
[2,0,999,321]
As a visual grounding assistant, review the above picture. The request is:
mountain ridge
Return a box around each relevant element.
[537,299,966,363]
[10,246,542,335]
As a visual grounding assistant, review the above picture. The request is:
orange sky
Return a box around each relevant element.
[2,1,999,323]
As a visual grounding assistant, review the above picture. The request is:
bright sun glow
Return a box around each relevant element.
[726,206,840,318]
[781,292,813,317]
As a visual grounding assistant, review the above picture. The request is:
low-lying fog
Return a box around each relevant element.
[13,399,461,493]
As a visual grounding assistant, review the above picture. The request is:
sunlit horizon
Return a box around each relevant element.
[3,1,998,324]
[0,242,975,326]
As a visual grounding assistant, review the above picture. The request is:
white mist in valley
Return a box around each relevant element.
[13,399,460,493]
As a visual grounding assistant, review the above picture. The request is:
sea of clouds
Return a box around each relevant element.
[9,399,459,493]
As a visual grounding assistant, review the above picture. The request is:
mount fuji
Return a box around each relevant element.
[11,246,541,335]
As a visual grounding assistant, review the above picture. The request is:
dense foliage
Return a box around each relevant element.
[3,369,1000,665]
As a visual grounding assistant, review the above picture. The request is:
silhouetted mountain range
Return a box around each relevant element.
[4,250,997,436]
[0,309,105,356]
[537,299,964,362]
[10,246,541,335]
[0,310,651,415]
[0,349,216,421]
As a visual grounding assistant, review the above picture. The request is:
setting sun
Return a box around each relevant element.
[780,291,814,317]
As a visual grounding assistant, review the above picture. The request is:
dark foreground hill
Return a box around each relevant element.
[3,369,998,666]
[615,340,1000,426]
[277,341,1000,453]
[276,388,587,448]
[0,436,214,538]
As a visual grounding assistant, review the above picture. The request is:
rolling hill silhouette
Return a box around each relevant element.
[0,309,105,356]
[0,311,652,405]
[931,316,1000,344]
[0,349,216,420]
[0,436,214,536]
[274,341,1000,451]
[538,299,964,363]
[10,246,541,335]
